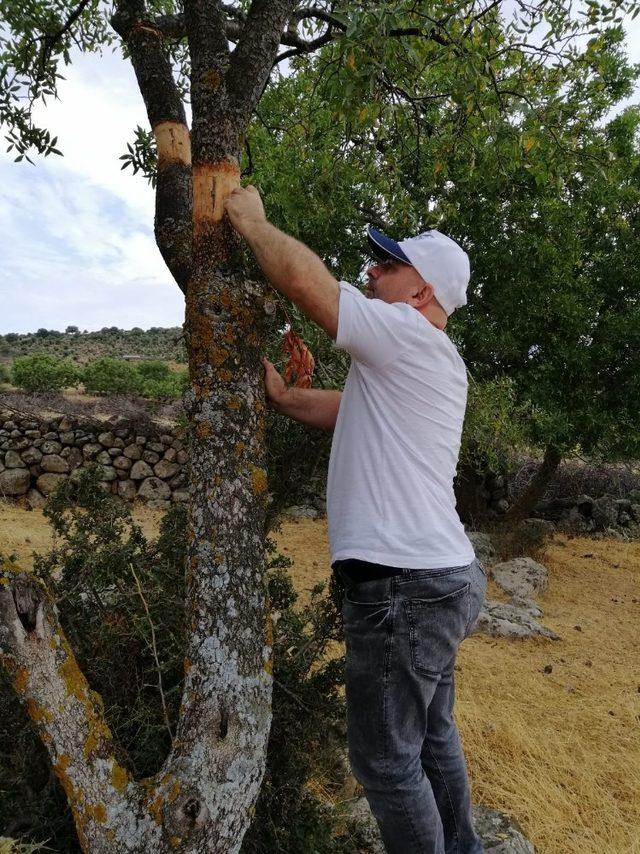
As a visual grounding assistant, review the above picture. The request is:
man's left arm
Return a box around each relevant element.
[224,186,339,339]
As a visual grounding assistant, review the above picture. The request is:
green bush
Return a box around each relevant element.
[11,355,78,392]
[136,360,171,381]
[0,470,352,853]
[81,358,142,395]
[0,364,10,385]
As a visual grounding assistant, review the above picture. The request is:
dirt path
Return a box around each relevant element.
[1,503,638,853]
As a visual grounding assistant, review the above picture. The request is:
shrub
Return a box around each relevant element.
[0,471,352,852]
[11,355,78,392]
[0,364,10,385]
[81,358,142,395]
[136,360,171,381]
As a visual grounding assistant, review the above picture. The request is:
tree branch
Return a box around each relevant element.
[0,563,161,850]
[112,0,193,292]
[226,0,300,130]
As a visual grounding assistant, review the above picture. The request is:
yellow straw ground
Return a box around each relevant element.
[2,504,638,853]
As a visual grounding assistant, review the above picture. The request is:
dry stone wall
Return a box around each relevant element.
[0,410,188,509]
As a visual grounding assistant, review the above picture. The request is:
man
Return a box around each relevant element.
[225,186,487,854]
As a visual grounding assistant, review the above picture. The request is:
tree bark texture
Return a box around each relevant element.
[0,2,299,851]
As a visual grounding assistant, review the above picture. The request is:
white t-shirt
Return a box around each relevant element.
[326,280,475,569]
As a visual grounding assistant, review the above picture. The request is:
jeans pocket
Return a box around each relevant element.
[403,583,470,676]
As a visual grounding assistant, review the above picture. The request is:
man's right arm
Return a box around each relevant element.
[263,358,341,430]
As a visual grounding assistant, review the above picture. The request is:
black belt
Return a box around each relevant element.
[332,558,405,584]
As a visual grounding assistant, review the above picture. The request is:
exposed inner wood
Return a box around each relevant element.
[193,162,241,233]
[154,122,192,169]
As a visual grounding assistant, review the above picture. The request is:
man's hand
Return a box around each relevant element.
[262,357,289,410]
[224,185,267,237]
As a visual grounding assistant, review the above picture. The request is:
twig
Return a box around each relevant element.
[130,563,174,739]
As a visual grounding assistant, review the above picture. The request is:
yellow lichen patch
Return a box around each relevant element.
[59,647,89,702]
[49,635,59,650]
[227,395,240,410]
[53,753,81,804]
[84,729,100,759]
[111,761,129,794]
[26,698,53,724]
[167,780,182,803]
[148,793,164,825]
[14,665,29,693]
[86,801,107,824]
[234,441,245,457]
[184,657,192,674]
[169,837,182,849]
[202,69,221,88]
[154,121,191,170]
[250,465,268,496]
[211,346,230,368]
[218,368,234,382]
[194,422,212,440]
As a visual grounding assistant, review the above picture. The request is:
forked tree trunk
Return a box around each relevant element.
[0,1,298,851]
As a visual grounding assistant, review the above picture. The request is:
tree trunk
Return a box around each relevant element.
[505,444,563,523]
[1,1,299,851]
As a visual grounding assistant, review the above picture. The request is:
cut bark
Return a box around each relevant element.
[506,445,563,523]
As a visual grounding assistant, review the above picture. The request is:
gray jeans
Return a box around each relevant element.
[335,558,487,854]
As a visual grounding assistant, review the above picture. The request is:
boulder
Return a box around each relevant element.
[96,451,112,465]
[163,447,177,463]
[176,450,188,465]
[4,450,25,468]
[138,477,171,502]
[62,447,83,470]
[491,557,548,599]
[41,454,70,474]
[172,490,189,503]
[117,480,137,501]
[82,443,102,460]
[142,450,160,465]
[40,440,62,455]
[99,466,118,483]
[58,416,75,432]
[26,488,47,509]
[471,804,536,853]
[60,431,75,445]
[473,600,559,640]
[36,473,68,495]
[123,443,142,460]
[114,456,132,471]
[558,507,588,534]
[283,505,319,519]
[154,459,180,479]
[466,530,496,566]
[98,431,116,448]
[20,446,43,465]
[131,460,154,480]
[592,495,618,529]
[0,468,30,495]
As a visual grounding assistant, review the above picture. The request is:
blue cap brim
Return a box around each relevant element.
[366,225,411,264]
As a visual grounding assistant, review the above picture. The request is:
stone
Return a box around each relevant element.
[517,518,556,538]
[283,505,319,519]
[147,442,165,454]
[114,428,130,439]
[471,804,536,853]
[41,440,62,455]
[43,432,58,441]
[60,431,75,445]
[96,451,112,465]
[4,450,24,468]
[41,454,69,474]
[592,495,618,529]
[131,460,154,480]
[154,459,180,479]
[82,443,102,460]
[108,447,121,458]
[117,480,137,501]
[99,466,118,482]
[631,504,640,522]
[176,450,188,465]
[142,450,160,465]
[169,473,186,489]
[24,429,41,439]
[138,477,171,502]
[533,497,575,521]
[58,416,75,432]
[113,438,125,449]
[63,447,83,470]
[0,468,30,495]
[558,507,588,534]
[473,600,559,641]
[466,531,496,566]
[114,456,132,471]
[98,431,116,447]
[172,439,184,451]
[172,490,189,503]
[136,435,147,445]
[160,434,174,445]
[2,420,17,430]
[163,447,177,463]
[26,488,47,509]
[491,557,548,599]
[36,473,68,495]
[123,443,142,460]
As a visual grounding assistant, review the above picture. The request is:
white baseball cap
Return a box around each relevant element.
[367,225,470,316]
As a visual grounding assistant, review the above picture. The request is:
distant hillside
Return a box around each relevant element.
[0,327,187,367]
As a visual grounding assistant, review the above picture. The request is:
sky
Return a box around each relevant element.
[0,16,639,335]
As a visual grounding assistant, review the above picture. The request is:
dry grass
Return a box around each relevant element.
[2,506,639,853]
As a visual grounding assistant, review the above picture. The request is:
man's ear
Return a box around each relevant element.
[410,281,434,308]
